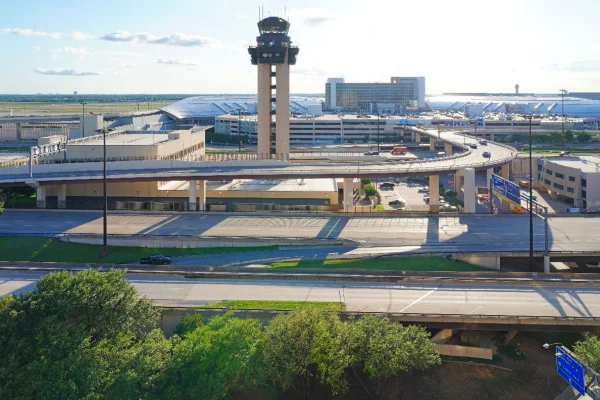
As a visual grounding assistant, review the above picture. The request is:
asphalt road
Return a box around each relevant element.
[1,210,599,252]
[2,271,599,318]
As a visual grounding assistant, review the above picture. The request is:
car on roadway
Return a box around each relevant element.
[364,151,379,156]
[417,187,429,193]
[479,139,488,145]
[140,254,172,265]
[379,182,395,189]
[559,151,572,157]
[521,191,537,201]
[518,180,531,188]
[482,151,491,158]
[388,199,405,206]
[567,207,581,213]
[469,143,478,149]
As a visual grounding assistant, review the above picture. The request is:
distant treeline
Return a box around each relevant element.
[0,93,325,103]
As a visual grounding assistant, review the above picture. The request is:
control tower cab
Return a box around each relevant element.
[248,17,299,157]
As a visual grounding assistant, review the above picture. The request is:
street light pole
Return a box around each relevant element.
[560,89,567,151]
[528,115,534,270]
[377,114,380,152]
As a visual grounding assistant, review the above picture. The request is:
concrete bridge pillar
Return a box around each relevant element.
[430,137,436,151]
[16,123,22,142]
[490,132,495,141]
[58,184,67,209]
[428,175,439,213]
[36,186,46,209]
[487,168,494,187]
[501,163,510,179]
[462,168,476,213]
[444,142,452,156]
[415,132,421,143]
[544,255,550,273]
[454,172,462,199]
[411,131,416,142]
[188,180,197,211]
[343,178,354,213]
[198,180,206,211]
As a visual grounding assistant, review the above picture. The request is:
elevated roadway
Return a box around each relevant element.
[2,271,600,329]
[0,129,516,185]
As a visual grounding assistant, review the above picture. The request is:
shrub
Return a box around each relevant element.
[375,203,384,210]
[444,189,457,198]
[360,178,372,186]
[363,185,377,197]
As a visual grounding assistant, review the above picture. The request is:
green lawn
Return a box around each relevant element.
[271,257,488,272]
[0,236,277,264]
[201,300,344,311]
[0,146,30,153]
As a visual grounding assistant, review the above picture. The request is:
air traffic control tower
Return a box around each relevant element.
[248,17,299,157]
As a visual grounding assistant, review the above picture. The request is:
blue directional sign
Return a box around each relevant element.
[491,174,521,206]
[556,346,585,396]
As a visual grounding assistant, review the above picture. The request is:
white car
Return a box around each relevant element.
[417,187,429,193]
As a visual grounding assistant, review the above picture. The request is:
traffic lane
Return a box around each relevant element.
[3,271,599,318]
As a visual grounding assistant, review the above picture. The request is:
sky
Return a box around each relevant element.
[1,0,600,95]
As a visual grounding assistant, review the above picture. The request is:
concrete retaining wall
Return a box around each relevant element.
[456,254,501,270]
[434,344,493,360]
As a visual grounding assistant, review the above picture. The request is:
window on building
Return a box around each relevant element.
[555,172,564,179]
[537,174,541,182]
[553,183,564,190]
[582,189,587,199]
[544,179,551,185]
[546,169,553,175]
[537,164,543,171]
[567,187,575,193]
[582,178,587,187]
[568,176,576,182]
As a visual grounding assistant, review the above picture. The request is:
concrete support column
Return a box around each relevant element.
[429,175,439,213]
[188,180,197,211]
[257,64,271,157]
[490,133,495,141]
[343,178,354,213]
[275,62,290,156]
[444,142,452,156]
[501,163,510,179]
[16,123,22,142]
[36,186,46,209]
[411,131,416,142]
[58,184,67,209]
[415,132,421,143]
[462,168,476,213]
[453,172,462,199]
[487,168,494,187]
[198,180,206,211]
[544,255,550,273]
[430,137,436,151]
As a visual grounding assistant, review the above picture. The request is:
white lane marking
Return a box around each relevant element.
[398,287,439,313]
[469,306,484,314]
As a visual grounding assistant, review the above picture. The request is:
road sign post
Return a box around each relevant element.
[491,174,521,207]
[556,346,586,396]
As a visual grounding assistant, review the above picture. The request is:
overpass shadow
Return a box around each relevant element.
[316,216,349,240]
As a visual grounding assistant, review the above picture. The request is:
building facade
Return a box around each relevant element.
[325,77,426,112]
[536,156,600,209]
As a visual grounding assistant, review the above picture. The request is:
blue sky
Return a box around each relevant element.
[2,0,600,94]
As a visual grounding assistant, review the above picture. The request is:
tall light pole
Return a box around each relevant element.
[377,114,380,152]
[80,102,87,137]
[101,127,108,257]
[560,89,568,151]
[528,115,534,270]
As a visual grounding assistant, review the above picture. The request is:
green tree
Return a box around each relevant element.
[444,189,457,198]
[174,313,204,337]
[578,132,592,143]
[574,334,600,372]
[162,312,264,400]
[360,178,372,186]
[351,315,441,398]
[363,184,377,197]
[565,130,574,143]
[0,269,160,400]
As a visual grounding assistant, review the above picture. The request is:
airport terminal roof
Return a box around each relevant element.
[73,133,169,146]
[545,155,600,173]
[161,96,323,120]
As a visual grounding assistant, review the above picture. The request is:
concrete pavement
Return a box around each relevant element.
[1,210,599,252]
[2,271,600,318]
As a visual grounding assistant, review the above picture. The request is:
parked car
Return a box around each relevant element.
[469,143,478,149]
[518,180,531,188]
[440,204,458,212]
[417,187,429,193]
[140,254,172,265]
[364,151,379,156]
[559,151,572,157]
[521,191,537,201]
[388,199,405,206]
[482,151,491,158]
[379,182,395,189]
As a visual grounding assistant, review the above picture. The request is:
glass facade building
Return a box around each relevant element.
[325,77,425,113]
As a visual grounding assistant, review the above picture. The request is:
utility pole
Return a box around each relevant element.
[80,102,87,137]
[560,89,568,151]
[528,115,534,270]
[101,128,108,257]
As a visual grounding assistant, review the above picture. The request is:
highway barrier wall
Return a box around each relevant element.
[434,344,493,360]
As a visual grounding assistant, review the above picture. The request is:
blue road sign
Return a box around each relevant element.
[491,174,521,206]
[556,347,586,396]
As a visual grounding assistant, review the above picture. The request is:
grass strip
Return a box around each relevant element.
[201,300,345,311]
[271,257,488,272]
[0,236,277,264]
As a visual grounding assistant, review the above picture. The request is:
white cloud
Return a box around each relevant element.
[236,14,253,20]
[289,8,338,27]
[156,58,199,66]
[291,67,327,76]
[100,30,220,47]
[34,68,100,76]
[53,46,90,56]
[96,49,144,58]
[32,46,40,52]
[546,60,600,72]
[68,30,91,41]
[0,27,61,39]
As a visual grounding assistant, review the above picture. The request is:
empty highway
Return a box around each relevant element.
[1,210,599,252]
[2,271,599,318]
